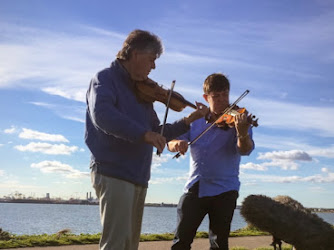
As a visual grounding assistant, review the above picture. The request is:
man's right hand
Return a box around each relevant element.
[143,131,166,154]
[167,139,189,155]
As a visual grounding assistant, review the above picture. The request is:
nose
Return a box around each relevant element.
[151,61,156,70]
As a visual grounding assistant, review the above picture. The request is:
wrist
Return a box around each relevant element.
[237,133,249,140]
[183,116,191,126]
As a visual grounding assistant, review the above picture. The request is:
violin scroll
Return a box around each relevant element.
[134,78,196,112]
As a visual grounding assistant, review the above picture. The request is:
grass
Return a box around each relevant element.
[0,226,287,249]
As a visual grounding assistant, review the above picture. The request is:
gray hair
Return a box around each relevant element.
[116,29,163,60]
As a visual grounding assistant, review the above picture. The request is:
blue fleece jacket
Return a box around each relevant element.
[85,59,189,187]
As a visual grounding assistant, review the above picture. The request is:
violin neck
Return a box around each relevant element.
[172,93,196,109]
[187,101,197,109]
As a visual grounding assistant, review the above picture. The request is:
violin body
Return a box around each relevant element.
[134,78,196,112]
[215,106,259,130]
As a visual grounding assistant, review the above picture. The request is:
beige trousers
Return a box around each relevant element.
[91,166,147,250]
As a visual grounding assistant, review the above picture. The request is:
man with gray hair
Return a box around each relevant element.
[85,29,207,250]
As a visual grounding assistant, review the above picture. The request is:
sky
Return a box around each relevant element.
[0,0,334,208]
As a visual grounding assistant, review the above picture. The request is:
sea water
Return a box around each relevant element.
[0,203,333,235]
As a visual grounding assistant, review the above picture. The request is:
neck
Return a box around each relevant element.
[119,59,132,75]
[205,110,219,123]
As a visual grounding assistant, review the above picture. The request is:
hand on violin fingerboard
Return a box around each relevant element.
[184,102,209,126]
[234,112,251,136]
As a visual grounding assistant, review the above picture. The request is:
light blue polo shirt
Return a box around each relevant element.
[178,117,254,198]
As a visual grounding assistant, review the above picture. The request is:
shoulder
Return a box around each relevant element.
[92,66,121,89]
[191,117,207,129]
[93,59,121,80]
[90,67,111,84]
[95,67,113,80]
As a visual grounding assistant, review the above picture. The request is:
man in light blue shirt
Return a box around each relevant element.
[168,73,255,250]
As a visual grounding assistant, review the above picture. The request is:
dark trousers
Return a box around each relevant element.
[171,182,238,250]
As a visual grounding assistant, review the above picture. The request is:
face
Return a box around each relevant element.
[129,51,157,81]
[203,90,230,114]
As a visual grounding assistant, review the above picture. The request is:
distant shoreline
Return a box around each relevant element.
[0,199,176,207]
[1,199,334,212]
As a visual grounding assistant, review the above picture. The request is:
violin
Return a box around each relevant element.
[215,106,259,130]
[172,90,258,159]
[134,78,196,112]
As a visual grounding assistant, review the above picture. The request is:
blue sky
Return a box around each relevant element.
[0,0,334,208]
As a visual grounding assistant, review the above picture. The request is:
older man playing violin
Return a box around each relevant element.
[168,73,255,250]
[85,29,207,250]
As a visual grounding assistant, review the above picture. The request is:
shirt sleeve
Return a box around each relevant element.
[86,70,147,143]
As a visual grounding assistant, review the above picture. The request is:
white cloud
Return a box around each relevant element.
[247,97,334,138]
[308,146,334,158]
[29,102,85,123]
[243,150,313,170]
[152,153,174,170]
[4,126,17,134]
[0,22,124,102]
[15,142,78,155]
[19,128,69,142]
[263,160,300,171]
[28,102,55,108]
[31,161,89,179]
[253,133,334,162]
[241,162,267,171]
[241,168,334,183]
[257,150,312,161]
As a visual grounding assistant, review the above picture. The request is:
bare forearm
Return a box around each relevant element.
[183,113,199,126]
[183,103,209,126]
[237,133,253,155]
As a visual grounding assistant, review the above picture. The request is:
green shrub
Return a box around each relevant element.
[0,228,11,241]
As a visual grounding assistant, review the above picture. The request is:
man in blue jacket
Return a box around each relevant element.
[85,29,207,250]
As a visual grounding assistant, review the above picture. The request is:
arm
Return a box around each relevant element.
[154,102,209,141]
[87,71,146,142]
[183,102,209,126]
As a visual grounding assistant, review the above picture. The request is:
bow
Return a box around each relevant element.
[157,80,176,156]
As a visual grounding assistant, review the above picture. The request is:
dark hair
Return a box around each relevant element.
[116,29,163,60]
[203,73,230,94]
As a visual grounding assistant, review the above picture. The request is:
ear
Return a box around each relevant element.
[203,94,209,103]
[130,49,139,61]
